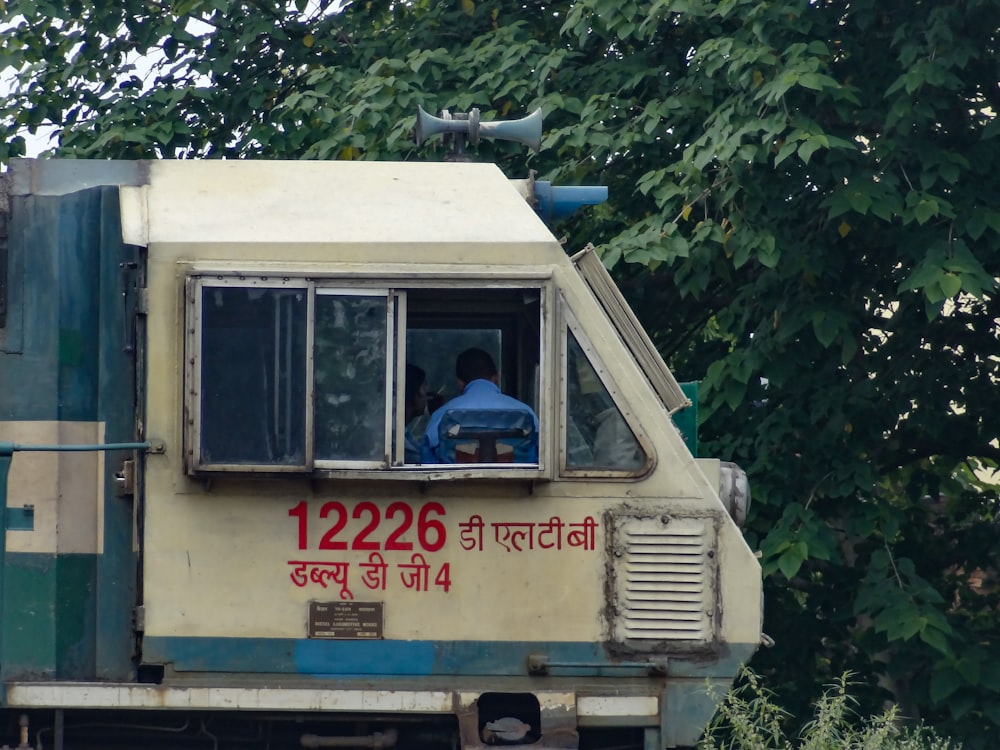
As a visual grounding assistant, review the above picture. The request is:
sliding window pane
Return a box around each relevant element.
[199,286,307,466]
[314,293,389,462]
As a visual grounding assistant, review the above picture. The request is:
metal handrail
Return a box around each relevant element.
[0,441,151,453]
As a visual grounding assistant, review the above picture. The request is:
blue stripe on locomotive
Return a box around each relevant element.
[2,185,139,682]
[141,636,757,679]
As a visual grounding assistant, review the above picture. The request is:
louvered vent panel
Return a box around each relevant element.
[611,515,716,646]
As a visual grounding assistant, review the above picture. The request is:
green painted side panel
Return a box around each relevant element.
[674,382,699,457]
[3,554,98,680]
[56,554,98,678]
[2,185,140,681]
[2,555,56,678]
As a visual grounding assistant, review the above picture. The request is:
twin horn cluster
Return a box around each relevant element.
[415,107,543,153]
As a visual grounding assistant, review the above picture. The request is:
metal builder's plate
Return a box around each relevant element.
[308,601,384,639]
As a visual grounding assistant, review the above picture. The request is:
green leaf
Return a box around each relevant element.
[823,190,852,219]
[774,139,798,166]
[797,137,822,164]
[869,194,899,221]
[776,542,808,579]
[929,668,962,703]
[938,272,961,298]
[913,198,939,224]
[955,658,981,685]
[899,262,943,293]
[896,615,923,640]
[965,212,987,240]
[811,312,840,348]
[920,626,953,656]
[847,189,872,215]
[757,234,779,267]
[724,380,747,411]
[797,72,837,91]
[666,232,690,258]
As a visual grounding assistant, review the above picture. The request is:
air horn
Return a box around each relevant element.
[415,107,543,159]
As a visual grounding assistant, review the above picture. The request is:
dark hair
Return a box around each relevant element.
[405,363,426,405]
[456,347,497,384]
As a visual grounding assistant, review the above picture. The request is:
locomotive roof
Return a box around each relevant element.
[9,158,558,248]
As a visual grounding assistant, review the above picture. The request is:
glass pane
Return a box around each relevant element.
[314,294,389,462]
[199,286,307,465]
[566,332,646,471]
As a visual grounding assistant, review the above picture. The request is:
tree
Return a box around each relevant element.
[3,0,999,744]
[577,3,1000,744]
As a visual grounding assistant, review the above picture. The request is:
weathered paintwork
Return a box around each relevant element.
[0,158,763,749]
[1,180,139,684]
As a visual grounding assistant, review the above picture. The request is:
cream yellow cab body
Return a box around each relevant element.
[1,158,761,750]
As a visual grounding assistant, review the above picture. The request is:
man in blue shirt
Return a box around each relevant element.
[421,347,539,464]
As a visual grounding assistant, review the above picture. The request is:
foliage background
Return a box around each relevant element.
[3,0,999,745]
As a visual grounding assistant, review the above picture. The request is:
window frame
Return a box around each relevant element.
[312,286,395,471]
[571,245,689,414]
[185,275,313,473]
[183,272,552,480]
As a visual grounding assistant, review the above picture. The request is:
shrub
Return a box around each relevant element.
[699,670,960,750]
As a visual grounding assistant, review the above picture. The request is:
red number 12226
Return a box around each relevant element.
[288,501,446,553]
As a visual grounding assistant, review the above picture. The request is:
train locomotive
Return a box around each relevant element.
[0,111,762,750]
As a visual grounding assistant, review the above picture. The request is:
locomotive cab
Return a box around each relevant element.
[0,157,762,750]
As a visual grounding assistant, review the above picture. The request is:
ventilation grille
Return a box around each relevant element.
[612,515,716,644]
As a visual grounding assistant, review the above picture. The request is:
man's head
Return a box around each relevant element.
[405,363,427,422]
[456,347,498,389]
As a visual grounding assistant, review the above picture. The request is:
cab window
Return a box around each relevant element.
[185,276,543,474]
[563,329,650,475]
[197,282,309,468]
